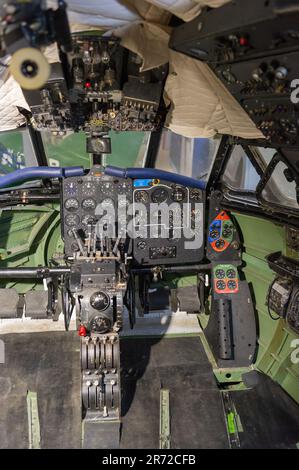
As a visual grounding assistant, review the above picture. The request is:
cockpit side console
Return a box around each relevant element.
[170,0,299,149]
[205,190,257,367]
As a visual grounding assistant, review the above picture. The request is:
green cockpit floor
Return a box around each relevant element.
[0,332,299,449]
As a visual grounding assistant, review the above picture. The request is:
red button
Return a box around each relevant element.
[239,37,248,47]
[78,325,87,337]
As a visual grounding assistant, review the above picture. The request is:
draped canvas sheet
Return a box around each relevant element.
[0,62,31,132]
[45,0,218,27]
[164,50,264,139]
[117,20,263,139]
[0,0,263,139]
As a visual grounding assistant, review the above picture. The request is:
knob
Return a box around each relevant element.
[275,66,288,80]
[252,69,262,81]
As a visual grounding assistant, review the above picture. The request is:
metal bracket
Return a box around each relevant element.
[159,389,171,449]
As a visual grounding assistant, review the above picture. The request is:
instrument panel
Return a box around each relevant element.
[208,211,234,253]
[170,0,299,148]
[213,51,299,147]
[213,264,239,295]
[132,179,205,266]
[170,1,299,65]
[25,36,167,135]
[62,173,205,265]
[62,171,132,258]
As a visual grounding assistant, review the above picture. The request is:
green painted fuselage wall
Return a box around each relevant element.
[232,213,299,404]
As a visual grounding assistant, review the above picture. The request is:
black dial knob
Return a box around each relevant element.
[90,291,110,311]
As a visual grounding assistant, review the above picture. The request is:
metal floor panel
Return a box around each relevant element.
[0,332,228,449]
[0,331,81,449]
[0,332,298,449]
[120,336,229,449]
[228,374,299,449]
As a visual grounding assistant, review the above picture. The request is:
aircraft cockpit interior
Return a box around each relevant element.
[0,0,298,452]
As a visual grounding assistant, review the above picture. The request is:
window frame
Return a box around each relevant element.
[210,137,299,227]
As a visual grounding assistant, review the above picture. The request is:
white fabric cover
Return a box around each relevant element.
[0,59,30,132]
[46,0,141,29]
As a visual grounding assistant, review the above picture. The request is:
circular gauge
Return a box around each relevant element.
[172,187,186,202]
[227,280,237,291]
[101,198,114,208]
[216,280,226,291]
[135,190,149,203]
[65,181,78,196]
[151,187,168,203]
[89,315,111,334]
[82,215,96,226]
[222,224,233,239]
[65,214,80,227]
[215,269,226,279]
[137,240,146,250]
[82,198,96,210]
[190,189,202,201]
[210,229,220,239]
[118,181,130,192]
[102,182,113,195]
[227,268,237,279]
[215,239,225,249]
[90,291,110,311]
[65,198,79,212]
[82,182,95,196]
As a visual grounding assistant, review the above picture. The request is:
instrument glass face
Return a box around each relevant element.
[65,198,79,211]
